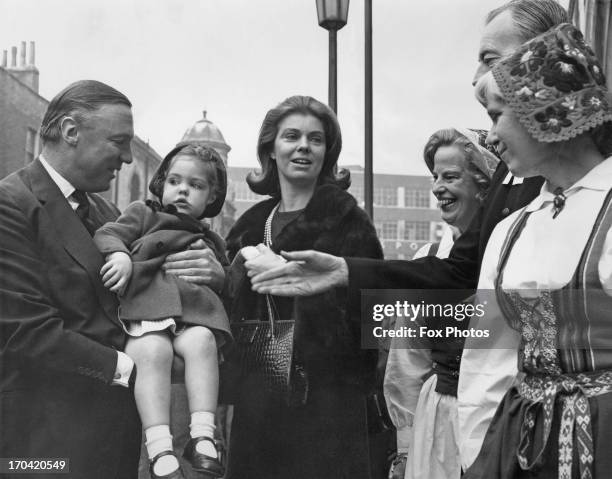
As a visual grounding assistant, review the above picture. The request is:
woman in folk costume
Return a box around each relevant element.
[384,127,497,479]
[459,23,612,478]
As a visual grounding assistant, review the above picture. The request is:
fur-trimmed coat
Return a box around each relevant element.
[226,183,383,390]
[225,184,383,479]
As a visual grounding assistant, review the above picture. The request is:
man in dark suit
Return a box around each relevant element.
[248,0,567,299]
[0,80,226,479]
[0,80,141,479]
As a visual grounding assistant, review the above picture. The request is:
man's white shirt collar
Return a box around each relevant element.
[502,172,524,185]
[38,155,76,200]
[38,155,80,210]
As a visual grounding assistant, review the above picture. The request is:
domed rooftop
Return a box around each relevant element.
[179,110,231,153]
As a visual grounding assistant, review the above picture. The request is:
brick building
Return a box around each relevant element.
[347,166,442,259]
[0,41,162,211]
[228,165,442,259]
[0,42,45,180]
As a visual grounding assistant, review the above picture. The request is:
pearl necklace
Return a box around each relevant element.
[263,203,280,333]
[264,203,280,247]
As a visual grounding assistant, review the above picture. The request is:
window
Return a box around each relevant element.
[404,189,430,208]
[234,182,265,201]
[374,222,382,238]
[404,221,430,241]
[381,221,398,240]
[349,185,364,204]
[129,174,141,202]
[374,187,397,206]
[25,128,37,164]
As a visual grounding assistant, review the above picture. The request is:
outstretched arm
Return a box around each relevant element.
[251,208,482,297]
[250,250,348,296]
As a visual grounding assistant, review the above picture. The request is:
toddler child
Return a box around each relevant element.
[94,144,232,479]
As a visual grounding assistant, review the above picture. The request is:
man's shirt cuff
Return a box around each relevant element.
[112,351,134,387]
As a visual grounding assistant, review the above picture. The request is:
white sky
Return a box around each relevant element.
[0,0,568,176]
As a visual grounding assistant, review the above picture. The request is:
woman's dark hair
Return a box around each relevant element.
[40,80,132,144]
[247,95,350,197]
[423,128,492,201]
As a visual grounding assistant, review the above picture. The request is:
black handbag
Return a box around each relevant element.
[230,300,307,406]
[230,204,308,406]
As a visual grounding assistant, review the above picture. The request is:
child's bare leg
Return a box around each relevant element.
[173,326,219,412]
[126,332,174,427]
[125,333,178,476]
[173,326,219,459]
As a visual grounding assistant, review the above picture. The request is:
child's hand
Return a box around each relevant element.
[100,252,133,295]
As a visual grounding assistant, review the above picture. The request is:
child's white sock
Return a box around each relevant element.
[190,411,217,458]
[145,425,179,475]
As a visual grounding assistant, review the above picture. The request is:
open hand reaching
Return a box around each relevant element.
[248,250,348,296]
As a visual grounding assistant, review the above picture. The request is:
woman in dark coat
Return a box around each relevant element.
[225,95,383,479]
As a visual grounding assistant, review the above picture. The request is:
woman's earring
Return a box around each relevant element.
[270,154,276,161]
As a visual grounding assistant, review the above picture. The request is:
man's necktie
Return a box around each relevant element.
[72,190,96,235]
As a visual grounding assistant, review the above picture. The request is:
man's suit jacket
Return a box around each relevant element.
[345,161,545,305]
[0,159,140,479]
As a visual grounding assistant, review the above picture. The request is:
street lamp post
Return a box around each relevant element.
[315,0,350,113]
[364,0,373,219]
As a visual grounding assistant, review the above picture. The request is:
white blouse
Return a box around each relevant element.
[457,156,612,470]
[383,225,455,451]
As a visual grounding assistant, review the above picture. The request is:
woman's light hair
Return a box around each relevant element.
[423,128,493,202]
[474,71,503,108]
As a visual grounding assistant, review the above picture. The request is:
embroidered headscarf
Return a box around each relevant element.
[491,23,612,142]
[454,127,500,176]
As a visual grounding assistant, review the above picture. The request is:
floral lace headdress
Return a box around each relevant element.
[491,23,612,142]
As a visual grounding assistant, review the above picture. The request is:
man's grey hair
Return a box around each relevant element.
[40,79,131,145]
[487,0,568,42]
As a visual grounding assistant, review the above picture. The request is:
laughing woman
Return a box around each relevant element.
[460,24,612,478]
[384,128,496,479]
[225,95,383,479]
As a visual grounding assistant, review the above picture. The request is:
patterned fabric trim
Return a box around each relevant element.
[506,290,561,375]
[516,370,612,479]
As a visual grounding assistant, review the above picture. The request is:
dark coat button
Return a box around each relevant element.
[501,207,510,216]
[156,241,164,249]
